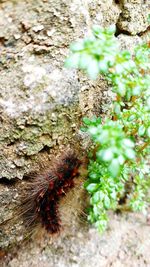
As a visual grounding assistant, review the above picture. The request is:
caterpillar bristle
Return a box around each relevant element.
[19,150,81,234]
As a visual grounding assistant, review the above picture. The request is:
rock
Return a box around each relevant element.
[117,2,150,35]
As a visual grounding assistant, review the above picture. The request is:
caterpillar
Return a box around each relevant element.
[19,151,81,234]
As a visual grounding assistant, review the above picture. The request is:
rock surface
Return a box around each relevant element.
[0,0,150,266]
[117,0,149,35]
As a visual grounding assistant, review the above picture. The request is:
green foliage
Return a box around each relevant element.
[65,26,150,233]
[65,25,118,79]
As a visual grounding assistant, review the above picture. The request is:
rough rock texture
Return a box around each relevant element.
[2,213,150,267]
[0,0,119,180]
[0,0,150,266]
[117,0,150,35]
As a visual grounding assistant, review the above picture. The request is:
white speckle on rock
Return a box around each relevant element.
[49,69,62,81]
[47,28,56,37]
[22,64,47,87]
[32,24,44,32]
[0,99,17,117]
[14,33,21,40]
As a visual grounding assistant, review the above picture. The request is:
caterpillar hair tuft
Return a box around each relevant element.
[19,150,81,234]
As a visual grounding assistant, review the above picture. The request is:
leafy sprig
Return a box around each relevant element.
[65,26,150,233]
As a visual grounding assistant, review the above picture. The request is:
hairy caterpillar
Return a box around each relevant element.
[19,151,81,234]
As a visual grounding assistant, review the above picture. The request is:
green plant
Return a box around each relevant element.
[65,26,150,233]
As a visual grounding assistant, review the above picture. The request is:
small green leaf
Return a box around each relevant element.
[99,60,108,73]
[89,173,99,180]
[123,139,135,148]
[118,155,125,165]
[117,84,126,96]
[132,86,141,96]
[101,148,113,162]
[147,127,150,138]
[65,53,80,68]
[96,220,107,233]
[128,115,136,122]
[83,117,92,125]
[125,148,136,160]
[92,191,100,204]
[86,183,99,193]
[110,191,117,200]
[87,60,99,79]
[79,54,93,69]
[104,195,111,209]
[70,42,84,52]
[138,125,146,136]
[109,158,120,177]
[92,25,102,35]
[114,102,121,115]
[80,127,88,132]
[88,126,98,135]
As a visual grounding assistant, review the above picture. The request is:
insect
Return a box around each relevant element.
[19,151,81,234]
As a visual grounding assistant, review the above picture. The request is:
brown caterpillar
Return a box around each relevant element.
[19,151,81,234]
